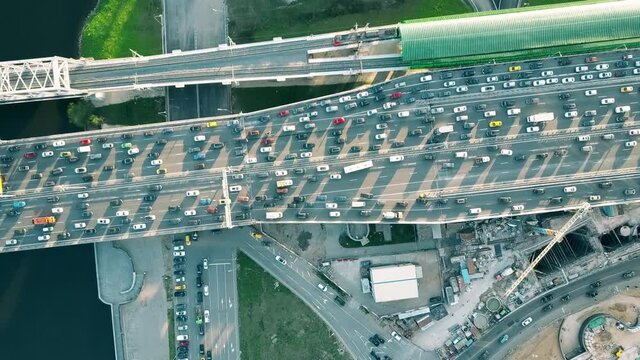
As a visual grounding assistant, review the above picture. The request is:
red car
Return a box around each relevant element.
[80,139,91,145]
[246,130,260,137]
[261,138,275,145]
[277,188,289,194]
[179,340,189,346]
[278,110,290,117]
[23,152,36,159]
[332,117,346,125]
[585,56,598,63]
[390,92,402,100]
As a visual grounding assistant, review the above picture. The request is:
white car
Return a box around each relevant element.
[77,193,89,199]
[588,195,601,201]
[282,125,296,132]
[500,149,513,156]
[316,165,330,172]
[204,285,209,296]
[484,111,496,118]
[133,223,147,230]
[375,134,387,140]
[300,152,312,158]
[203,258,208,269]
[338,95,351,103]
[575,66,588,72]
[74,222,87,229]
[145,215,156,221]
[37,235,50,241]
[634,68,640,75]
[309,111,319,117]
[102,143,114,149]
[453,106,467,114]
[561,77,575,84]
[601,98,615,105]
[260,146,272,153]
[595,64,609,70]
[356,91,369,98]
[97,218,111,225]
[173,251,186,257]
[116,210,129,217]
[564,111,578,118]
[512,205,525,211]
[304,123,316,130]
[186,190,200,197]
[598,72,613,79]
[563,186,577,193]
[5,239,18,246]
[455,115,469,122]
[174,245,184,251]
[585,90,598,96]
[325,203,338,209]
[42,151,54,157]
[275,255,287,265]
[74,167,87,174]
[127,148,139,155]
[151,159,163,166]
[317,283,328,292]
[329,174,342,180]
[298,116,310,122]
[541,70,554,77]
[545,78,559,84]
[486,76,498,83]
[397,111,410,118]
[626,141,637,147]
[184,210,196,216]
[366,109,378,117]
[480,85,495,92]
[194,135,206,142]
[229,185,242,192]
[526,126,540,133]
[503,81,516,88]
[533,80,546,87]
[42,226,53,233]
[376,124,388,130]
[382,102,397,110]
[52,207,64,214]
[455,86,468,93]
[52,140,66,147]
[522,317,533,327]
[391,331,402,341]
[245,157,257,164]
[419,75,432,82]
[204,310,210,324]
[616,105,631,113]
[329,211,341,217]
[443,81,456,87]
[394,82,406,88]
[580,74,594,81]
[507,108,521,116]
[274,170,288,177]
[177,325,188,331]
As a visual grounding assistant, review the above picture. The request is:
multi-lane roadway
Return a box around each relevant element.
[3,49,640,250]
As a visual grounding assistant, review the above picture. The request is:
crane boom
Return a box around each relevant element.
[503,203,591,298]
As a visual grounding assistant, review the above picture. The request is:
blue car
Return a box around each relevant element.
[13,201,26,208]
[193,153,206,160]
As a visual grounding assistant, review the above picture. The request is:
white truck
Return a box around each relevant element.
[382,211,403,219]
[435,125,454,135]
[265,212,283,220]
[526,112,554,123]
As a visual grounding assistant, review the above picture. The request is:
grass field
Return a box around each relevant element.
[81,0,162,59]
[237,252,351,360]
[94,97,165,125]
[228,0,471,43]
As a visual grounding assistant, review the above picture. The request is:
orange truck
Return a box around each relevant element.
[32,216,56,225]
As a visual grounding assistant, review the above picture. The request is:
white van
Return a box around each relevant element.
[325,105,338,113]
[77,146,91,153]
[176,335,188,341]
[577,135,590,142]
[351,201,366,208]
[265,212,283,219]
[455,152,468,159]
[389,155,404,162]
[468,208,482,215]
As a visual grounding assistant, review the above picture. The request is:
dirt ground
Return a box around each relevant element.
[260,223,328,264]
[508,321,564,360]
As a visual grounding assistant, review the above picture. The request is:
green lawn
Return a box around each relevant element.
[237,252,351,360]
[94,97,165,125]
[81,0,162,59]
[228,0,471,43]
[166,308,176,360]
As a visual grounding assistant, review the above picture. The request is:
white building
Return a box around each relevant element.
[370,264,420,303]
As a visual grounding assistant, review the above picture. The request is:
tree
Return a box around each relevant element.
[88,114,104,128]
[67,100,95,130]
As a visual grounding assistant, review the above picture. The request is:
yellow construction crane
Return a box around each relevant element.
[503,202,591,298]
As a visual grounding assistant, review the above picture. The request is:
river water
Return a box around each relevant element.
[0,1,115,359]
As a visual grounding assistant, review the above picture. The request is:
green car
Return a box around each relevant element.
[121,142,132,149]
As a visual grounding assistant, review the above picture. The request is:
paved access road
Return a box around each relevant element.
[3,49,640,250]
[456,259,640,360]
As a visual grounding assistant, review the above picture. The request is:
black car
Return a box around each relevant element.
[540,294,554,303]
[144,195,157,201]
[295,133,309,140]
[51,168,63,176]
[293,196,306,203]
[122,158,134,165]
[34,143,47,150]
[515,154,527,161]
[206,350,212,360]
[614,70,627,77]
[197,291,203,303]
[143,131,154,137]
[149,184,163,191]
[82,211,93,218]
[190,125,201,132]
[359,100,370,107]
[266,155,276,162]
[542,304,554,312]
[392,140,405,147]
[374,95,385,102]
[140,206,152,212]
[77,202,90,210]
[47,196,60,203]
[329,146,341,154]
[67,156,79,163]
[211,143,224,150]
[334,296,346,306]
[466,78,479,85]
[440,71,453,79]
[82,175,94,182]
[350,145,362,152]
[560,295,571,302]
[108,227,121,234]
[84,228,96,235]
[44,180,56,187]
[590,281,601,288]
[57,232,71,240]
[559,93,572,100]
[196,264,202,275]
[121,133,133,139]
[379,114,392,122]
[482,66,494,74]
[558,57,572,66]
[369,144,381,151]
[536,153,549,160]
[297,212,309,219]
[196,276,203,287]
[199,324,206,336]
[176,315,187,322]
[303,142,315,149]
[529,61,543,69]
[156,139,168,145]
[147,152,159,159]
[0,155,14,163]
[331,130,343,136]
[533,188,545,195]
[173,257,186,263]
[518,71,533,78]
[30,173,43,180]
[438,90,451,97]
[501,100,515,107]
[110,199,123,206]
[103,165,115,171]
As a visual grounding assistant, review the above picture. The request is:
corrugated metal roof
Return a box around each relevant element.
[400,0,640,63]
[370,264,417,284]
[371,280,419,303]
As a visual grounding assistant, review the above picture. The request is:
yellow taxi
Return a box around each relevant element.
[621,86,634,93]
[489,121,503,128]
[175,284,186,290]
[156,168,167,175]
[206,121,218,128]
[59,151,72,158]
[508,65,521,72]
[186,235,191,246]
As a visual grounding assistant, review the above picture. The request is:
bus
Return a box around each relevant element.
[32,216,56,225]
[343,160,374,174]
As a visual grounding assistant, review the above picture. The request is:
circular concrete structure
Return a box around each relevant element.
[486,296,502,313]
[473,313,489,330]
[619,226,631,237]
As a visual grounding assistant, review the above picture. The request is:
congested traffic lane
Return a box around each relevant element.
[3,50,640,250]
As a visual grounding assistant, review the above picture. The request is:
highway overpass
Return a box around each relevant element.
[2,49,640,252]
